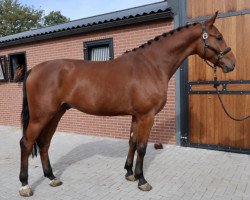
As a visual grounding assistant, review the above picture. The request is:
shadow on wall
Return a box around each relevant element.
[31,138,164,190]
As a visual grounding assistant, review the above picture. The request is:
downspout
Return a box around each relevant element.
[168,0,188,146]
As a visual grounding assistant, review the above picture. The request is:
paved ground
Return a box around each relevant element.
[0,125,250,200]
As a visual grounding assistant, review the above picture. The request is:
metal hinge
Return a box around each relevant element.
[181,135,188,146]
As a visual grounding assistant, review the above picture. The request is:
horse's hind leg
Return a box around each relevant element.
[37,110,65,187]
[124,116,137,181]
[19,119,49,197]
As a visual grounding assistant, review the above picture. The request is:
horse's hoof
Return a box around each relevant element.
[154,143,163,150]
[49,178,63,187]
[19,185,33,197]
[125,174,136,182]
[138,182,152,191]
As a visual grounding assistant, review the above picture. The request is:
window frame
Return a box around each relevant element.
[83,38,114,61]
[8,51,27,82]
[0,56,7,82]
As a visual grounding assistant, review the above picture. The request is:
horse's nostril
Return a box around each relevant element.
[230,63,235,70]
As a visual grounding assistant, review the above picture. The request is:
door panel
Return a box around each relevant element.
[189,95,250,149]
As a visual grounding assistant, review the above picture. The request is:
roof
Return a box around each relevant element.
[0,1,173,48]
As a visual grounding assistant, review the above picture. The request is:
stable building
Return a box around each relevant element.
[0,0,250,154]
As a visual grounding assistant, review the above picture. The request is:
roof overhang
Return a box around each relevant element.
[0,2,173,49]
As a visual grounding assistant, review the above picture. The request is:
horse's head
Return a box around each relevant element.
[196,12,236,73]
[14,65,25,82]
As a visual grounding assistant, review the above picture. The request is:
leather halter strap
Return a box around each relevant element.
[201,22,231,69]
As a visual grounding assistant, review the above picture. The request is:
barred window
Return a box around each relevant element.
[84,38,114,61]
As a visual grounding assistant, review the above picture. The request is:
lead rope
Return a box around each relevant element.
[213,67,250,121]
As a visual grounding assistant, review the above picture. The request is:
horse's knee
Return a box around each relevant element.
[137,143,147,156]
[129,139,137,151]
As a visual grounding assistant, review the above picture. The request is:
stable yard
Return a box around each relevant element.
[0,125,249,200]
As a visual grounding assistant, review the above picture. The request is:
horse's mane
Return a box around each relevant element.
[124,22,199,54]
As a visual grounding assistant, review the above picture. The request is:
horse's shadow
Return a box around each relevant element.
[31,138,162,190]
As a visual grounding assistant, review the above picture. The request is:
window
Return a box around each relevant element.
[8,52,27,82]
[84,38,114,61]
[0,56,7,82]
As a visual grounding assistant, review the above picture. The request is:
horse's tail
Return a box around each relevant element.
[21,69,38,158]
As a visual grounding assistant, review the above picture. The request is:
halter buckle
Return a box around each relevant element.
[218,52,224,59]
[202,32,208,40]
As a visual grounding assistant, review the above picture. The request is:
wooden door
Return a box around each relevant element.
[186,0,250,152]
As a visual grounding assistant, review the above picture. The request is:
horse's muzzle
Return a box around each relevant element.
[223,63,235,73]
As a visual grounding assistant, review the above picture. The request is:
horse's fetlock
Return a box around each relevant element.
[124,162,133,171]
[44,168,55,180]
[19,172,28,186]
[134,172,144,180]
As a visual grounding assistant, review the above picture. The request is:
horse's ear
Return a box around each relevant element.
[206,11,219,27]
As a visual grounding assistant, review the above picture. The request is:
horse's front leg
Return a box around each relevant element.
[124,116,137,181]
[134,113,154,191]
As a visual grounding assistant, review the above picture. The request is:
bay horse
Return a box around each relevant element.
[14,65,25,82]
[19,12,236,197]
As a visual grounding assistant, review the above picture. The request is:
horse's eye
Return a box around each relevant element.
[216,35,223,41]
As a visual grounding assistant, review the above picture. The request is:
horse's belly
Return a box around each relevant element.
[76,104,132,116]
[70,94,132,116]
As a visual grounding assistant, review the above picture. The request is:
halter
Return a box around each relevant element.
[201,22,231,86]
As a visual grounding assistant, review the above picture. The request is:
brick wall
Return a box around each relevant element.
[0,19,176,144]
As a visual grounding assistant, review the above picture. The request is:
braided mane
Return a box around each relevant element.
[124,22,199,54]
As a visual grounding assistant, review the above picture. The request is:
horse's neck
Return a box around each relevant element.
[144,25,200,79]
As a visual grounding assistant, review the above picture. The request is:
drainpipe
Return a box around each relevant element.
[167,0,188,146]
